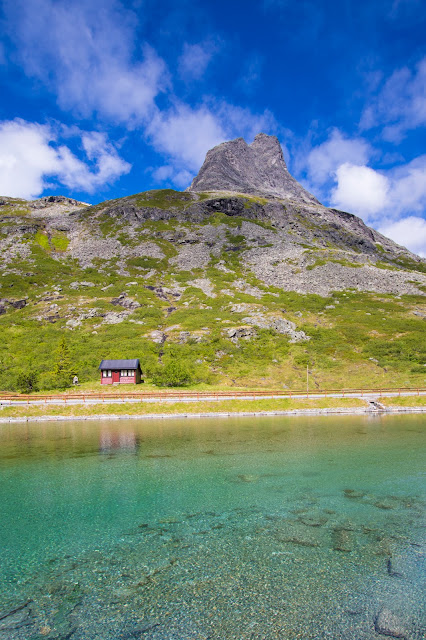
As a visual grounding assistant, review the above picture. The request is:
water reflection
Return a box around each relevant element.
[99,427,140,455]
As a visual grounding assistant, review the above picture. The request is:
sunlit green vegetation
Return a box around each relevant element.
[0,280,425,393]
[133,189,196,210]
[381,396,426,407]
[0,397,367,419]
[1,189,425,393]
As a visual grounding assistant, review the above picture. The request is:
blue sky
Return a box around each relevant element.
[0,0,426,254]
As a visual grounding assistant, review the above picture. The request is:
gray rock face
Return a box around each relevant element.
[0,298,27,313]
[241,313,310,343]
[188,133,319,204]
[30,195,87,209]
[110,292,141,311]
[223,326,258,343]
[1,160,425,300]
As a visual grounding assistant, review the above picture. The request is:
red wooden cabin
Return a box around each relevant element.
[99,359,143,385]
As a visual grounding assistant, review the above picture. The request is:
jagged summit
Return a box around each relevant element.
[188,133,319,204]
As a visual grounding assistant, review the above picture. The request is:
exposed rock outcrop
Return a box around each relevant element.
[110,292,141,311]
[188,133,319,204]
[241,313,310,342]
[0,134,425,302]
[0,298,27,313]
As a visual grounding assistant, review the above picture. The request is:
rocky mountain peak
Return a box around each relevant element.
[188,133,319,204]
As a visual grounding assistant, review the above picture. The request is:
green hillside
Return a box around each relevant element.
[0,191,425,392]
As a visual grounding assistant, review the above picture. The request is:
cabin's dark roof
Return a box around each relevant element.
[99,359,140,370]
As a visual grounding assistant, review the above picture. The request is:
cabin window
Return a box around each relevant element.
[102,370,112,378]
[120,369,135,376]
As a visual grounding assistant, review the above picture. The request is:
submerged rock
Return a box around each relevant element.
[374,499,396,510]
[343,488,366,499]
[233,474,259,483]
[374,536,395,557]
[374,608,408,639]
[0,601,33,631]
[336,520,356,531]
[122,622,160,638]
[275,521,320,548]
[387,557,404,578]
[386,552,421,581]
[332,528,354,552]
[298,514,328,527]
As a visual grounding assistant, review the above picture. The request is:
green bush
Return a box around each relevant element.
[152,360,194,387]
[16,371,39,393]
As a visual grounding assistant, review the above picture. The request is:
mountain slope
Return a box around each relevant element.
[0,136,425,391]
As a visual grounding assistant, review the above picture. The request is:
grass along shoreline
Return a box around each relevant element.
[0,395,425,422]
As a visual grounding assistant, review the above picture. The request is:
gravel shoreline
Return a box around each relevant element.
[1,405,425,423]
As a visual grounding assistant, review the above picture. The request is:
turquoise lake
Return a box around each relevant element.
[0,414,424,639]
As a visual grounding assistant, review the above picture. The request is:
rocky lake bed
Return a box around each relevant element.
[0,414,424,639]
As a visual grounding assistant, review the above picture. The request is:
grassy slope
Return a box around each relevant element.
[0,397,366,419]
[0,190,425,392]
[380,396,426,407]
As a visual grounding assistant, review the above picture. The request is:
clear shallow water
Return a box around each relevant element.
[0,414,424,639]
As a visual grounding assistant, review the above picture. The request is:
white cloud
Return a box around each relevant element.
[151,165,193,188]
[329,155,426,221]
[379,217,426,257]
[4,0,168,125]
[4,0,277,190]
[216,103,277,143]
[360,57,426,141]
[326,158,426,254]
[178,42,215,81]
[59,130,131,192]
[147,104,227,172]
[301,129,426,255]
[387,155,426,215]
[0,119,130,199]
[304,129,372,186]
[0,121,59,198]
[147,101,277,184]
[331,163,389,216]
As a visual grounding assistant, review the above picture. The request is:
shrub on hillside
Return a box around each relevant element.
[152,360,194,387]
[16,371,39,393]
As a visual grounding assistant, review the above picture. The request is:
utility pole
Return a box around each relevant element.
[307,363,309,394]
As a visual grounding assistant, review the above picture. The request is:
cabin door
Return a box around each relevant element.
[112,370,120,383]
